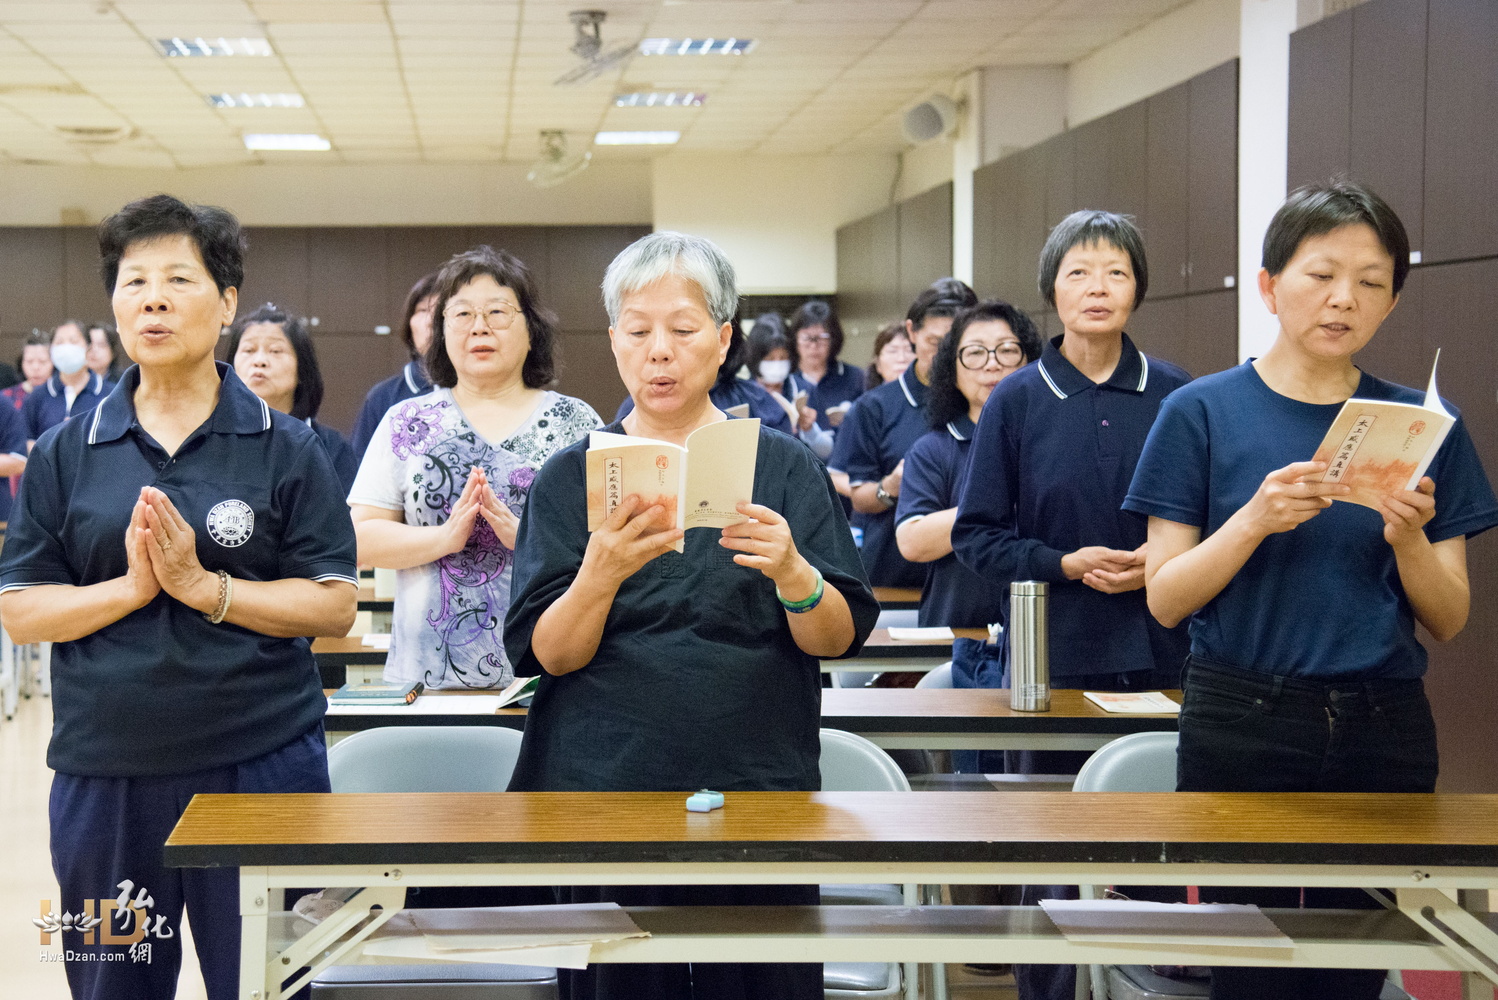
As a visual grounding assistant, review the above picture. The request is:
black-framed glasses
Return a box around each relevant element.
[958,343,1025,370]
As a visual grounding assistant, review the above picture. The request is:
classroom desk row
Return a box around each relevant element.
[314,624,973,687]
[325,687,1181,753]
[165,789,1498,999]
[354,584,924,614]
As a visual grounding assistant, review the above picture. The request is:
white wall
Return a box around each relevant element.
[1067,0,1241,127]
[651,152,897,295]
[0,161,653,227]
[981,66,1069,164]
[893,140,955,203]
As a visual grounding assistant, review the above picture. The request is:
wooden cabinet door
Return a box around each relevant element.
[986,155,1031,310]
[63,228,112,326]
[0,228,64,338]
[1351,0,1428,254]
[1015,146,1050,313]
[1125,295,1187,371]
[1288,9,1353,191]
[971,160,1001,300]
[1104,98,1150,224]
[1146,81,1190,299]
[1184,288,1239,377]
[545,225,650,332]
[1186,60,1238,294]
[305,229,389,334]
[1424,0,1498,263]
[239,228,310,319]
[835,208,899,336]
[897,182,953,307]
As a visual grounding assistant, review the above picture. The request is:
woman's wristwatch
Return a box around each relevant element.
[875,480,896,508]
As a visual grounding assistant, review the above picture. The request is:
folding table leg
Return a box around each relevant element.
[1397,887,1498,987]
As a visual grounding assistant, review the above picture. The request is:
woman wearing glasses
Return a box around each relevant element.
[785,300,863,433]
[349,246,601,691]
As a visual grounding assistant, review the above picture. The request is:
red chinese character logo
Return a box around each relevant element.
[1409,420,1426,435]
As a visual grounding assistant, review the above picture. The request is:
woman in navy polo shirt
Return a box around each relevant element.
[228,302,359,493]
[0,194,359,1000]
[786,299,864,434]
[22,320,110,446]
[351,271,438,459]
[1127,182,1498,1000]
[830,279,977,587]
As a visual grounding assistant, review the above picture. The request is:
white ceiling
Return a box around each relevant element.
[0,0,1192,169]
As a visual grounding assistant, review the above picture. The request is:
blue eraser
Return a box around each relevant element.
[686,793,716,813]
[698,789,725,809]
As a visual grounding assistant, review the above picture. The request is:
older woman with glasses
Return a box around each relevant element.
[349,245,600,692]
[786,299,863,433]
[505,231,877,1000]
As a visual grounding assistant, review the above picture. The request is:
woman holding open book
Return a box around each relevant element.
[505,230,878,1000]
[348,245,601,692]
[1125,181,1498,999]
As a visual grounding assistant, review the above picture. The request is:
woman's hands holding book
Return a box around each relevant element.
[1235,461,1349,538]
[1380,476,1436,549]
[580,494,683,589]
[721,502,818,598]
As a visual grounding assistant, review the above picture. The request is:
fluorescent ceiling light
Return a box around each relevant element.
[207,93,305,109]
[243,133,330,151]
[614,91,706,108]
[155,37,273,57]
[594,130,680,145]
[639,38,754,56]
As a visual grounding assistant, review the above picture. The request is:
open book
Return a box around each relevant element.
[1311,351,1455,510]
[586,419,760,553]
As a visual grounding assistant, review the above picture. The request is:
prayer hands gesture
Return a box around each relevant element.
[580,494,683,590]
[1381,476,1437,550]
[1239,461,1349,538]
[438,467,488,556]
[123,494,163,609]
[137,487,217,613]
[473,469,521,549]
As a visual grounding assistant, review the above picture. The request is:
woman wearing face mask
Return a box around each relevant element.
[3,331,54,411]
[228,304,358,493]
[746,313,832,458]
[21,320,111,447]
[351,272,439,460]
[87,322,125,382]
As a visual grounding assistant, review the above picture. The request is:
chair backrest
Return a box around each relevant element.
[819,728,911,792]
[914,662,953,689]
[1072,731,1179,793]
[328,726,525,793]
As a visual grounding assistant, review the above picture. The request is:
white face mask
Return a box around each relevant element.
[51,343,87,376]
[758,359,791,384]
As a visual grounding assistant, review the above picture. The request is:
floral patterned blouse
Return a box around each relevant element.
[348,387,601,689]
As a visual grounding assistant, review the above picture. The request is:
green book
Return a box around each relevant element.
[329,681,423,706]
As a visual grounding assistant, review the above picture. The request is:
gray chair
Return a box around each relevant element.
[313,726,555,999]
[914,662,953,689]
[819,728,938,1000]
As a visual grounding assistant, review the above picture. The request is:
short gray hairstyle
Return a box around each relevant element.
[1037,210,1149,310]
[601,231,739,328]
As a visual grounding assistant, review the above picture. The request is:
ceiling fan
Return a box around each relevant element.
[553,9,637,87]
[526,130,592,188]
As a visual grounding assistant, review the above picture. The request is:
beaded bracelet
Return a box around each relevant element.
[204,570,233,624]
[776,567,825,614]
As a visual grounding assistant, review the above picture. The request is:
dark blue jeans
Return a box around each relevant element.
[1177,656,1439,1000]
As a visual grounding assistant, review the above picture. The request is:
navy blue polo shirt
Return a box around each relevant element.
[828,367,929,587]
[21,371,110,442]
[952,334,1191,678]
[352,361,430,459]
[896,418,1007,628]
[788,361,866,431]
[309,418,358,495]
[612,377,796,437]
[0,403,27,522]
[0,363,358,777]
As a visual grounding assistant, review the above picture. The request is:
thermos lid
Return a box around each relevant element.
[1010,580,1048,597]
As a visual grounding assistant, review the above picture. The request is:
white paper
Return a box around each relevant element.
[362,917,594,968]
[325,695,506,716]
[1039,900,1293,950]
[1083,691,1181,714]
[886,626,955,641]
[359,633,393,649]
[361,904,648,969]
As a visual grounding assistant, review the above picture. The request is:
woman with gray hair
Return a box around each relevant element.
[505,230,878,1000]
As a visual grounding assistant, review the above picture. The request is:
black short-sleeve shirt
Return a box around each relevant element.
[0,363,358,777]
[504,421,878,793]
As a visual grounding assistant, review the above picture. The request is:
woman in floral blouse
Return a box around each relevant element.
[349,246,600,690]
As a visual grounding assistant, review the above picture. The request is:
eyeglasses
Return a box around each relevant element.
[958,343,1026,370]
[443,305,520,332]
[797,333,831,345]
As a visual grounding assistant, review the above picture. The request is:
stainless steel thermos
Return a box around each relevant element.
[1009,580,1050,711]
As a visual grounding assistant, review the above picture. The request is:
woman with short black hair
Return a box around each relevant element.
[1127,180,1498,1000]
[351,271,440,458]
[349,245,600,691]
[787,299,864,432]
[228,302,358,492]
[86,321,125,382]
[0,193,358,1000]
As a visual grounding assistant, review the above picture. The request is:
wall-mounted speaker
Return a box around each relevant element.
[902,94,959,144]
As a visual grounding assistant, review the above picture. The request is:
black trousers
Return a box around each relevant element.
[1177,656,1440,1000]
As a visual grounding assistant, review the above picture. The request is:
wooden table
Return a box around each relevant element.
[164,790,1498,999]
[314,627,981,687]
[871,586,921,610]
[324,688,1180,753]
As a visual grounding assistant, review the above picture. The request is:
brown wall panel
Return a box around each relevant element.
[0,228,65,337]
[545,225,650,331]
[1287,9,1353,191]
[297,330,408,436]
[836,206,900,336]
[305,229,389,333]
[383,227,472,322]
[556,332,627,422]
[63,227,112,324]
[896,182,954,307]
[1044,130,1076,232]
[1146,81,1191,298]
[1183,289,1239,377]
[1350,0,1427,252]
[240,228,310,317]
[1423,0,1498,263]
[1014,147,1050,312]
[1126,295,1187,370]
[986,155,1031,307]
[971,162,1000,299]
[1071,117,1110,215]
[1104,99,1151,221]
[1187,61,1239,293]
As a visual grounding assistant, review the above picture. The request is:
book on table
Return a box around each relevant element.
[496,674,539,708]
[585,418,760,554]
[1083,691,1180,714]
[329,681,423,706]
[1311,350,1454,510]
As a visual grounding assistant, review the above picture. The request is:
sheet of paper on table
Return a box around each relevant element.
[362,903,649,969]
[324,695,506,716]
[1039,899,1293,951]
[359,633,392,649]
[886,626,955,641]
[1083,690,1180,714]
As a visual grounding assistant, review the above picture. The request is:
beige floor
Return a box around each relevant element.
[3,690,1013,1000]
